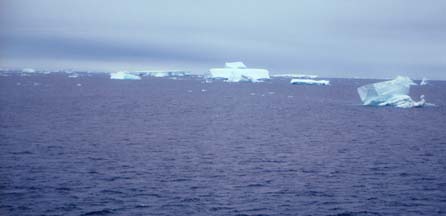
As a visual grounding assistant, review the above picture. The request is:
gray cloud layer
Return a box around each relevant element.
[1,0,446,79]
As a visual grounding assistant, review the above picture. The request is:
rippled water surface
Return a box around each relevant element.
[1,74,446,215]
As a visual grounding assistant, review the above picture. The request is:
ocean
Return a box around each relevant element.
[1,73,445,215]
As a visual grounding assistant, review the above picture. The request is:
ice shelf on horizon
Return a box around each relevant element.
[208,62,270,82]
[357,76,428,108]
[272,74,318,79]
[110,72,141,80]
[290,79,330,86]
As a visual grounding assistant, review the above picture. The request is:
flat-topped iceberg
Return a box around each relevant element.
[273,74,318,79]
[68,73,80,78]
[22,68,36,73]
[225,62,247,69]
[110,72,141,80]
[209,62,270,82]
[290,79,330,85]
[137,71,191,77]
[357,76,426,108]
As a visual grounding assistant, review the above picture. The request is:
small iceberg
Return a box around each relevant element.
[209,62,270,82]
[137,71,191,77]
[272,74,318,79]
[357,76,427,108]
[22,68,36,73]
[420,77,428,86]
[110,72,141,80]
[68,73,80,78]
[290,79,330,86]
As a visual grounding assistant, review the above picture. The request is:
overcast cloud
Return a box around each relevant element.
[1,0,445,79]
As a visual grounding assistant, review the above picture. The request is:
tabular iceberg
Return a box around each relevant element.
[357,76,426,108]
[110,72,141,80]
[290,79,330,85]
[68,73,80,78]
[225,62,247,69]
[209,62,270,82]
[272,74,318,79]
[22,68,36,73]
[137,71,191,77]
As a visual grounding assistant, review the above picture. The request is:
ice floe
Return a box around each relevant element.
[110,72,141,80]
[209,62,270,82]
[357,76,428,108]
[290,79,330,86]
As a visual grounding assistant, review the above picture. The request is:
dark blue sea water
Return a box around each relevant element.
[1,73,446,216]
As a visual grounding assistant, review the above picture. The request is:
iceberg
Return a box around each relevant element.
[225,62,247,69]
[209,62,270,82]
[375,95,426,108]
[357,76,426,108]
[290,79,330,85]
[68,73,80,78]
[272,74,318,79]
[110,72,141,80]
[136,70,191,77]
[22,68,36,73]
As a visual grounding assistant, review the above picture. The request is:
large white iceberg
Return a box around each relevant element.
[209,62,270,82]
[110,72,141,80]
[290,79,330,85]
[375,94,426,108]
[357,76,426,108]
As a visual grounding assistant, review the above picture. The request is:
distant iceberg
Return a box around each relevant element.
[225,62,247,69]
[137,71,191,77]
[209,62,270,82]
[68,73,80,78]
[290,79,330,86]
[22,68,36,73]
[110,72,141,80]
[272,74,318,79]
[357,76,427,108]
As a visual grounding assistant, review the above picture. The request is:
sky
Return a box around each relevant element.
[0,0,445,79]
